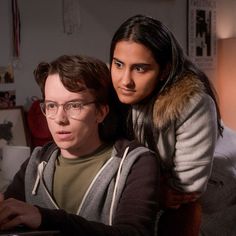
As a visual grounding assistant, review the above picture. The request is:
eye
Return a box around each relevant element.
[65,102,82,110]
[113,60,123,69]
[134,65,146,73]
[45,102,57,110]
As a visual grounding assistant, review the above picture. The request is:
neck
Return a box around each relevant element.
[60,139,104,159]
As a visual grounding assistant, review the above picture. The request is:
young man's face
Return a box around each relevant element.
[44,74,108,158]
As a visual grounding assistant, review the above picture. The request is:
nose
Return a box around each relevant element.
[120,68,134,87]
[54,106,68,124]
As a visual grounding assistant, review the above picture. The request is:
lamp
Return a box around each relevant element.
[217,38,236,130]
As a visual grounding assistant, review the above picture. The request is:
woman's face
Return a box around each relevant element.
[111,41,160,104]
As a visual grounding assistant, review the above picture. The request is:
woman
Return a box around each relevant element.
[110,15,222,235]
[0,55,160,236]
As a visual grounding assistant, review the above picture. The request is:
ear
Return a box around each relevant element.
[96,104,109,123]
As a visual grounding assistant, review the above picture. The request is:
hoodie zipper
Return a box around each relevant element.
[76,156,115,215]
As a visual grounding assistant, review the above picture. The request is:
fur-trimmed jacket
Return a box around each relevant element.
[132,74,218,193]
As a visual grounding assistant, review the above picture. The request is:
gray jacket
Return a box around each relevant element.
[25,141,155,225]
[5,139,160,236]
[133,74,218,193]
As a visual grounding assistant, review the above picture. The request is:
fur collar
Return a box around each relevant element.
[153,74,205,129]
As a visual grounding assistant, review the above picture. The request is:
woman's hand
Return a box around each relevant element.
[160,178,200,209]
[0,194,41,230]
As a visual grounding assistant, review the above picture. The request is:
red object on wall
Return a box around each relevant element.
[27,98,52,148]
[12,0,21,58]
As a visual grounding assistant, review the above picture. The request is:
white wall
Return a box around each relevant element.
[0,0,235,109]
[0,0,187,108]
[216,0,236,39]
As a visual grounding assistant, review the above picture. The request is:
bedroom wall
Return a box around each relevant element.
[0,0,188,107]
[0,0,236,113]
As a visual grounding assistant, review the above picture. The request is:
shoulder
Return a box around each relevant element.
[114,139,160,185]
[153,74,215,129]
[114,139,160,173]
[28,142,58,166]
[114,138,157,159]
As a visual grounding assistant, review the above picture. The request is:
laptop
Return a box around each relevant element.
[0,228,60,236]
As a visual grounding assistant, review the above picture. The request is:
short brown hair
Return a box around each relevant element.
[34,55,121,142]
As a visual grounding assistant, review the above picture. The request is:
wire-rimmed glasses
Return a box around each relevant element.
[40,100,95,119]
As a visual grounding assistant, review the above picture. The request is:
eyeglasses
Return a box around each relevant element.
[40,100,95,119]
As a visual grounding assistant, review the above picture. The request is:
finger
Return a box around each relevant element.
[0,198,22,223]
[0,216,22,230]
[0,207,13,228]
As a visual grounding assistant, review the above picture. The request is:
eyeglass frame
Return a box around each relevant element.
[40,100,96,120]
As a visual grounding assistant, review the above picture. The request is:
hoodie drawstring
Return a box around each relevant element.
[32,161,47,195]
[109,146,129,225]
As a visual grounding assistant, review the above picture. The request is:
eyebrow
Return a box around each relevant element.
[113,57,122,63]
[113,57,151,67]
[44,99,85,103]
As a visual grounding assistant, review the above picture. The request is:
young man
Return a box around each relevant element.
[0,55,160,236]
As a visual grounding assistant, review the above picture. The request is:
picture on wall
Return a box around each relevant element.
[187,0,216,69]
[0,90,16,108]
[0,65,14,84]
[0,106,28,158]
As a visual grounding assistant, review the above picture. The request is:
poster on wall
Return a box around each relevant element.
[0,106,28,160]
[0,90,16,108]
[187,0,217,69]
[0,65,14,84]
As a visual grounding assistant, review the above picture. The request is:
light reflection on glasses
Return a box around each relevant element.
[40,100,95,119]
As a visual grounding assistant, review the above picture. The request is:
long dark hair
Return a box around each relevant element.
[110,15,223,149]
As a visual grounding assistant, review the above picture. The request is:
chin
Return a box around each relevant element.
[121,100,132,105]
[121,98,139,105]
[118,96,133,105]
[55,140,72,149]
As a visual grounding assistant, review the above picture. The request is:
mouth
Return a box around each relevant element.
[55,131,72,141]
[119,87,135,95]
[57,130,71,134]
